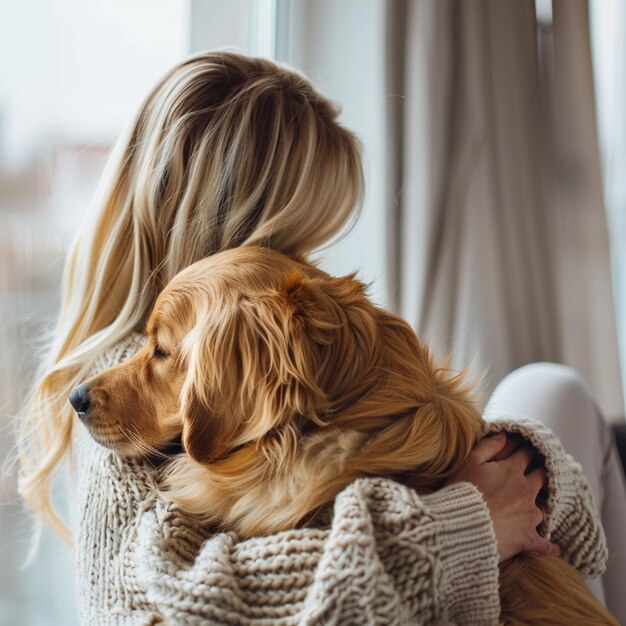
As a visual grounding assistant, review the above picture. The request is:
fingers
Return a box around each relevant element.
[473,432,508,463]
[508,444,537,472]
[527,533,561,558]
[526,466,548,493]
[490,433,523,462]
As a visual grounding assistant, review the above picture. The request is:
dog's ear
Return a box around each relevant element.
[179,271,341,466]
[235,271,336,439]
[180,393,219,464]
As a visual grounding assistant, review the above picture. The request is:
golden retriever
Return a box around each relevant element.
[70,247,617,625]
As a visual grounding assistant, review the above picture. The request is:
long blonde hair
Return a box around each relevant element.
[17,51,364,543]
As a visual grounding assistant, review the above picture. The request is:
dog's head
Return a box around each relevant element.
[70,247,379,462]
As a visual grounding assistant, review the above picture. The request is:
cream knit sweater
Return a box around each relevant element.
[73,333,607,625]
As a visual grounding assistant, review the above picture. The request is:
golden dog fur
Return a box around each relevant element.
[78,247,617,625]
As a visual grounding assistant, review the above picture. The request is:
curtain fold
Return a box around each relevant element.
[386,0,623,418]
[549,0,623,419]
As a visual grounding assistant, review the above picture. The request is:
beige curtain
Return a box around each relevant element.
[386,0,624,419]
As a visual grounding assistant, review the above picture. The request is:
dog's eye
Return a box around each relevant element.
[153,345,169,360]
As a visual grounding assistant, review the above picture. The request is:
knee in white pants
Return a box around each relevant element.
[487,362,599,436]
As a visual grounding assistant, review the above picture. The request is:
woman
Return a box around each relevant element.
[17,51,615,624]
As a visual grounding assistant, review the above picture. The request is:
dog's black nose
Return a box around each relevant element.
[69,383,91,419]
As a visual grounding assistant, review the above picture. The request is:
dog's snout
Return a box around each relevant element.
[69,383,91,419]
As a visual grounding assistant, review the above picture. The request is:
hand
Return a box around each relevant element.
[444,432,560,563]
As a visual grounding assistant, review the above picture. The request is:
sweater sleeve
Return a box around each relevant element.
[122,479,499,626]
[484,416,608,577]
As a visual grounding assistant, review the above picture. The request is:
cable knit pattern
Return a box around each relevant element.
[125,480,500,625]
[73,333,607,625]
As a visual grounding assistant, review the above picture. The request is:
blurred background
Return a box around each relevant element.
[1,0,625,623]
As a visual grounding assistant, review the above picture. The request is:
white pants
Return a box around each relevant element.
[485,363,626,625]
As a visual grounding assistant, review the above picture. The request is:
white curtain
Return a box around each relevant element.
[386,0,623,419]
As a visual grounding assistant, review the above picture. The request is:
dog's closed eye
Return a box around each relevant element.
[153,345,169,360]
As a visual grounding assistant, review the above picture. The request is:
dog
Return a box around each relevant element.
[70,246,617,625]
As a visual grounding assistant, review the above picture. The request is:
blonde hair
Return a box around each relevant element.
[17,51,364,543]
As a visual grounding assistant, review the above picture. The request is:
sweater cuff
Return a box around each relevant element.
[423,482,500,625]
[484,416,608,576]
[483,416,572,536]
